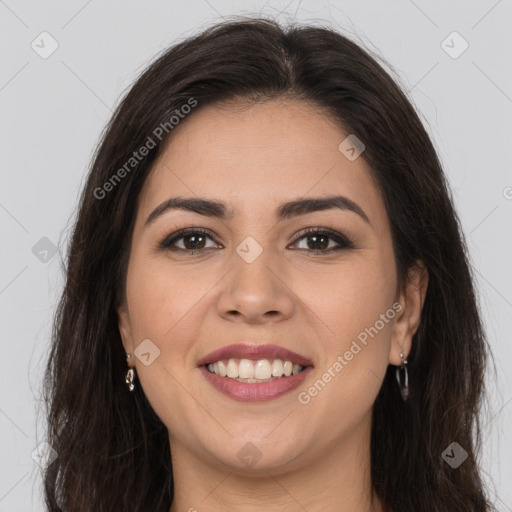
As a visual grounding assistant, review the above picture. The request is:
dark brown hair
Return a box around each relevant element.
[42,16,496,511]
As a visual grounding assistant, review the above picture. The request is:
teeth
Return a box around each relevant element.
[239,359,255,379]
[255,360,272,379]
[226,359,238,378]
[217,360,227,377]
[271,359,283,376]
[207,358,305,380]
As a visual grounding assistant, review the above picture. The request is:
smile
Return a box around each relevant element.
[206,357,305,382]
[200,360,313,402]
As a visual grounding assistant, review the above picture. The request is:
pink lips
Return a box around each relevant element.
[196,343,313,368]
[197,343,314,402]
[199,365,313,402]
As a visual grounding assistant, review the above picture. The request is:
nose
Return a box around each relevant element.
[215,244,295,324]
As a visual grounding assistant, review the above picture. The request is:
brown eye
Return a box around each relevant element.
[304,234,330,250]
[159,228,221,254]
[181,234,207,250]
[290,228,354,253]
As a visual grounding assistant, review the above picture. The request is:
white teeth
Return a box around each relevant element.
[206,358,305,380]
[217,360,227,377]
[239,359,255,379]
[271,359,283,376]
[226,359,239,378]
[255,360,272,379]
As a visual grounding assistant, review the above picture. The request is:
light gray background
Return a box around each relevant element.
[1,1,511,510]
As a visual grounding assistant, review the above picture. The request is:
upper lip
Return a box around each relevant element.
[197,343,314,367]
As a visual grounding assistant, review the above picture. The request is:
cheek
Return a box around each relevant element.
[123,255,202,416]
[296,252,395,408]
[298,254,395,343]
[295,266,395,433]
[124,251,223,377]
[127,252,206,324]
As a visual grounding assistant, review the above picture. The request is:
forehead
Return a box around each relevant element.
[136,99,385,226]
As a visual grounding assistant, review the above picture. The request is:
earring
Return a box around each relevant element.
[395,351,409,401]
[125,353,136,391]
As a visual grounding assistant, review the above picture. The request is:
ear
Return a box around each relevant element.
[389,260,429,365]
[117,300,134,365]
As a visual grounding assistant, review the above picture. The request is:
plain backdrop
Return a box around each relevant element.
[0,1,511,510]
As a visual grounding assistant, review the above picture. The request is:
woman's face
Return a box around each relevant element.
[118,99,422,473]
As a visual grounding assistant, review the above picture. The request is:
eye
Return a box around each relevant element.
[158,228,221,254]
[157,226,355,256]
[289,227,355,253]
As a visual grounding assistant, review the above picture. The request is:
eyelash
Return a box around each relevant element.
[157,226,355,255]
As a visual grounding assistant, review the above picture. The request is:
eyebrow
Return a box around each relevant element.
[144,195,371,227]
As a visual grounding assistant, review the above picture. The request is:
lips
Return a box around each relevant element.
[196,343,314,368]
[199,364,313,402]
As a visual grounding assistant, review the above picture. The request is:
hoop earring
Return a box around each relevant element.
[125,353,136,392]
[395,351,409,401]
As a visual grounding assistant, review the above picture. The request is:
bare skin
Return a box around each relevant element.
[117,99,429,512]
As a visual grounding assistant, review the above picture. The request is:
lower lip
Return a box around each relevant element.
[199,365,313,402]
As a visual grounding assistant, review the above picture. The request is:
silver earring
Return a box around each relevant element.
[395,351,409,401]
[125,353,136,391]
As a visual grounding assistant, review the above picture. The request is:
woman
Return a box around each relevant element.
[42,16,496,512]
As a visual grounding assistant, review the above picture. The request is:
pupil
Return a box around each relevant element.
[185,235,205,250]
[308,235,328,250]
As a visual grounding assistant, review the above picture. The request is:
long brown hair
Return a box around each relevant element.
[42,16,496,511]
